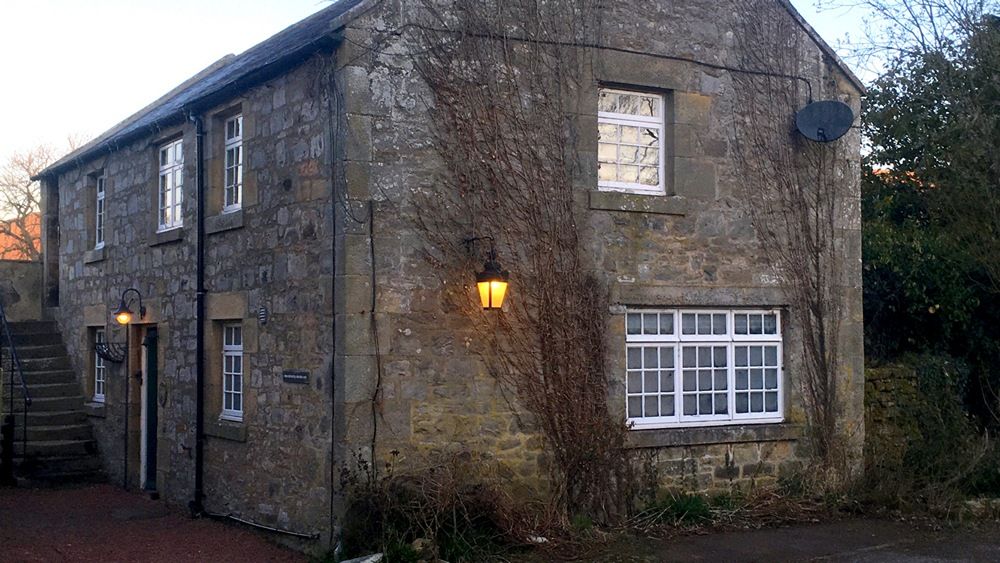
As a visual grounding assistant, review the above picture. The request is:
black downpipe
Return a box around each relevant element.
[189,114,207,515]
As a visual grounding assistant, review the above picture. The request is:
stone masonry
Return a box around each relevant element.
[36,0,863,547]
[332,0,863,497]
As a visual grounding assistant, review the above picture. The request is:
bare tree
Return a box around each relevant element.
[731,1,851,471]
[402,0,635,523]
[817,0,997,57]
[0,146,57,261]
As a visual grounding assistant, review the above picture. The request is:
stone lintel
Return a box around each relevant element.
[149,228,184,247]
[589,191,688,216]
[205,209,245,235]
[205,419,247,443]
[626,423,803,449]
[83,246,106,264]
[84,401,107,418]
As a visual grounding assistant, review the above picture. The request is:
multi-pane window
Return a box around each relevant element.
[223,115,243,212]
[625,309,783,429]
[158,138,184,231]
[95,175,106,249]
[598,88,665,195]
[94,329,106,402]
[221,323,243,421]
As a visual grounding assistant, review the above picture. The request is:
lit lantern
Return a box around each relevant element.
[476,259,509,310]
[112,288,147,325]
[113,306,133,326]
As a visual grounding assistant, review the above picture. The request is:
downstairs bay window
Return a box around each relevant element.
[625,309,783,429]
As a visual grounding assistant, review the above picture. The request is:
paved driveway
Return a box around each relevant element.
[0,484,307,562]
[598,518,1000,562]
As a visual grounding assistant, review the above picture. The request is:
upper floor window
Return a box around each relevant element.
[95,175,106,249]
[625,309,783,430]
[223,115,243,212]
[221,323,244,422]
[158,138,184,231]
[598,88,665,195]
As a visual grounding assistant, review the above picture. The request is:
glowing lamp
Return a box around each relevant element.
[112,288,146,325]
[476,260,509,310]
[113,308,133,326]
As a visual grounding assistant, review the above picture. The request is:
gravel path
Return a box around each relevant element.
[0,484,308,562]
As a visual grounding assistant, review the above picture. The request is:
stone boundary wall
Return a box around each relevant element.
[0,260,42,322]
[865,365,919,470]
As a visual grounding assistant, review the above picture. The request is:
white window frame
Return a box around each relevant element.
[625,309,784,430]
[597,88,666,196]
[94,328,106,403]
[157,138,184,232]
[95,175,106,249]
[221,323,244,422]
[223,114,243,213]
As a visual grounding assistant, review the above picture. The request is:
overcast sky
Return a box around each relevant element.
[0,0,866,164]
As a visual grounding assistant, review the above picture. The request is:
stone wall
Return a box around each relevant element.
[0,260,42,322]
[46,55,335,539]
[865,364,920,471]
[332,0,863,501]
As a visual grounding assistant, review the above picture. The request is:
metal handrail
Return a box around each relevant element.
[0,299,31,459]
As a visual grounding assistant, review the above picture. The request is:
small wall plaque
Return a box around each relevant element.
[282,370,309,384]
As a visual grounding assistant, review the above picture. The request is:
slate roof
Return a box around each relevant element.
[38,0,862,179]
[37,0,369,179]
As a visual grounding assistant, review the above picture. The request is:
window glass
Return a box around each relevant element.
[598,88,664,194]
[626,309,782,428]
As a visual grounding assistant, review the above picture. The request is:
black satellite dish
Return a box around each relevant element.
[795,100,855,142]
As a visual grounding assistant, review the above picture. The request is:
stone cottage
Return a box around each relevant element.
[27,0,864,547]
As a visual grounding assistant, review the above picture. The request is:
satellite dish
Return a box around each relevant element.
[795,100,855,142]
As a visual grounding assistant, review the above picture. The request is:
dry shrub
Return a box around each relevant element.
[338,450,594,561]
[729,0,851,470]
[402,0,635,524]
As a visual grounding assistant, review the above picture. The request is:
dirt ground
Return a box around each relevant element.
[0,484,308,562]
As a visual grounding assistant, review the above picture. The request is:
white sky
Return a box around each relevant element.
[0,0,866,164]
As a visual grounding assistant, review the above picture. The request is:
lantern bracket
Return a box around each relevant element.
[113,288,147,325]
[463,236,504,267]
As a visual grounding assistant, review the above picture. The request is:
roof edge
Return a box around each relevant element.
[35,0,379,181]
[777,0,868,95]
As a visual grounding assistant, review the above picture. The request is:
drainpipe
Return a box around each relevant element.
[189,113,207,515]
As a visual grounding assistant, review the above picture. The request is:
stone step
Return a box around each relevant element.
[19,468,106,486]
[14,439,97,458]
[26,410,88,426]
[16,369,77,385]
[23,395,85,412]
[8,332,63,347]
[4,382,82,398]
[6,321,60,335]
[16,423,94,442]
[18,356,71,372]
[15,454,104,483]
[12,344,69,360]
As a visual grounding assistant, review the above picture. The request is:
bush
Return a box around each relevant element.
[338,451,528,562]
[863,354,1000,510]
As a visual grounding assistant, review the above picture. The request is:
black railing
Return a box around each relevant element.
[0,299,30,484]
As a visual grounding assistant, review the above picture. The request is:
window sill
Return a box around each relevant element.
[84,246,107,264]
[205,419,246,442]
[84,401,106,418]
[206,209,244,235]
[150,228,184,247]
[625,422,802,449]
[589,191,687,216]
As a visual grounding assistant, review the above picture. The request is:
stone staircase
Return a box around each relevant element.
[3,320,104,484]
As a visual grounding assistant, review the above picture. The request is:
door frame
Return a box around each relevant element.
[139,326,158,491]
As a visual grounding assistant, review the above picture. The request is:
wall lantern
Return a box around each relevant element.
[465,236,509,310]
[112,288,147,325]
